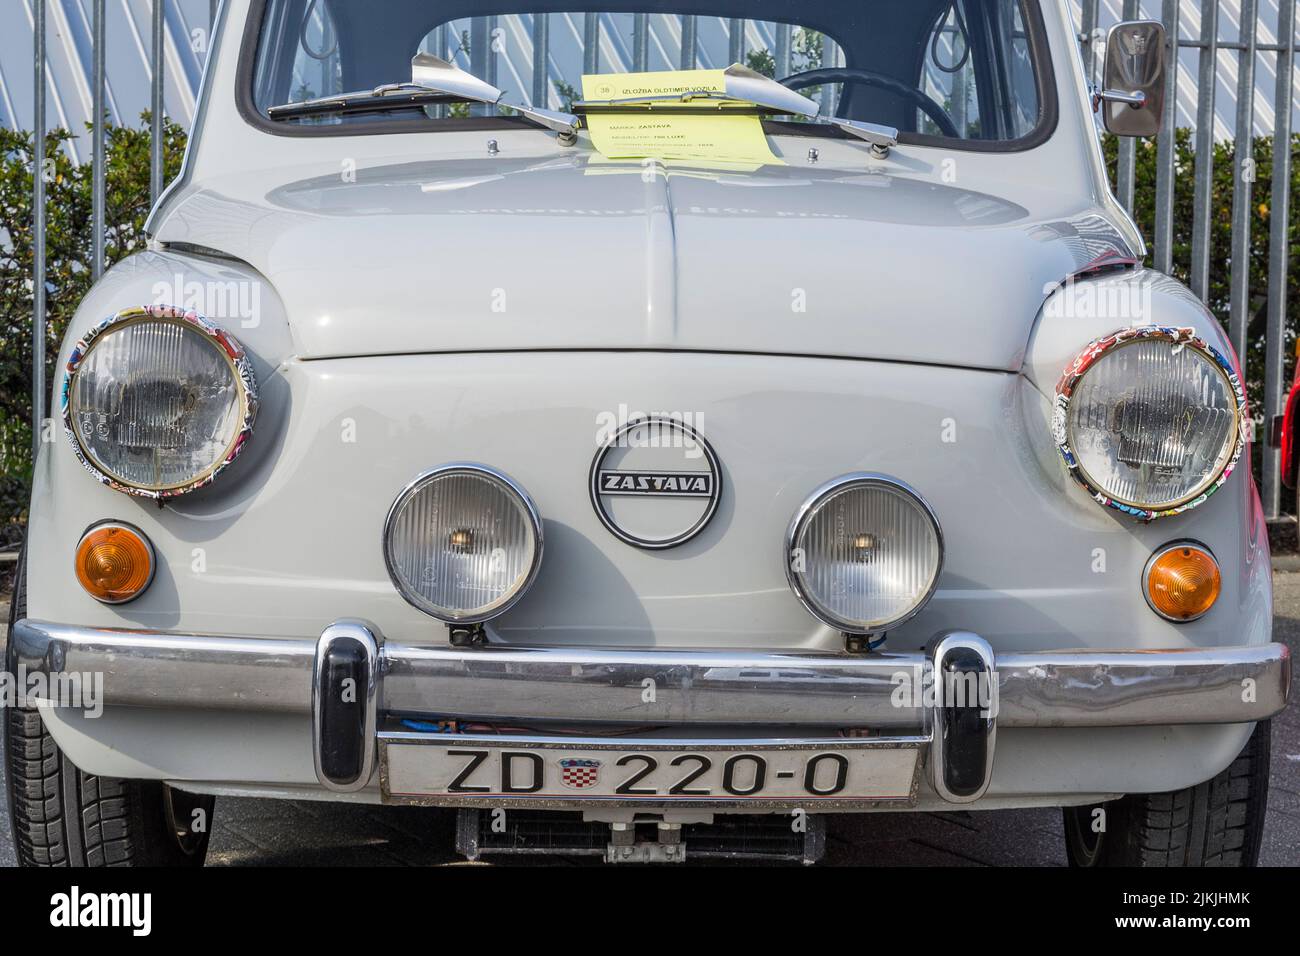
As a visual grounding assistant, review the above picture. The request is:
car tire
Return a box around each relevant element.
[4,544,215,866]
[1062,721,1271,867]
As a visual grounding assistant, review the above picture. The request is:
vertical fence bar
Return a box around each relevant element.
[32,0,46,465]
[1263,0,1297,519]
[1228,0,1259,362]
[151,0,165,205]
[470,17,489,114]
[775,23,791,77]
[728,18,745,65]
[1080,0,1099,85]
[1116,0,1141,212]
[470,18,486,78]
[952,64,968,135]
[1153,0,1179,273]
[680,16,696,69]
[949,9,968,134]
[822,36,839,115]
[433,22,449,117]
[92,0,105,281]
[532,14,549,106]
[1189,0,1218,300]
[632,13,648,71]
[584,13,600,75]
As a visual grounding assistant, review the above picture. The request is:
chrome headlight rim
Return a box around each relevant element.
[60,305,259,499]
[382,462,545,625]
[784,472,945,635]
[1052,325,1248,521]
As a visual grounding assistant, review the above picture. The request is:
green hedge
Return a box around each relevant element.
[0,123,1297,538]
[1102,129,1300,431]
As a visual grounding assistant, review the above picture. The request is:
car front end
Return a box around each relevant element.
[5,0,1290,866]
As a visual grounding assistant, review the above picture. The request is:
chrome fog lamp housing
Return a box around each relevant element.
[383,464,544,624]
[785,474,944,635]
[1053,326,1248,520]
[61,305,258,499]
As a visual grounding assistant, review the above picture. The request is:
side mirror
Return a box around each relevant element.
[1097,20,1167,137]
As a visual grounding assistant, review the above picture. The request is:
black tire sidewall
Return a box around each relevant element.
[1062,723,1271,868]
[4,544,213,867]
[3,541,27,859]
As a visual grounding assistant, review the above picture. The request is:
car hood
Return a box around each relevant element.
[152,154,1135,371]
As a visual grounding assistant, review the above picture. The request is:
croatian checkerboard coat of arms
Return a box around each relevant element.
[559,758,602,790]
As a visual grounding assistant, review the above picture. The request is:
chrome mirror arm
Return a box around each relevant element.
[1091,85,1148,113]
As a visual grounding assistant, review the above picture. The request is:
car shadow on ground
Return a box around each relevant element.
[200,798,1071,867]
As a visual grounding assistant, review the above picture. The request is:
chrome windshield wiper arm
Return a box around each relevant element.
[827,120,899,158]
[409,53,580,143]
[268,54,581,144]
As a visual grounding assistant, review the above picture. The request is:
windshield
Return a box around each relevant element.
[246,0,1051,147]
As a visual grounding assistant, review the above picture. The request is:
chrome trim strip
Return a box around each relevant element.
[379,731,930,749]
[9,620,1291,729]
[783,473,945,635]
[312,621,379,793]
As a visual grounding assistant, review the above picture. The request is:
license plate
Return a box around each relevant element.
[380,734,924,809]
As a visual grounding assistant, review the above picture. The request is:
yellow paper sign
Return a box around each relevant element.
[581,70,782,166]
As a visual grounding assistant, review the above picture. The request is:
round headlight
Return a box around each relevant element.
[1054,327,1247,519]
[785,474,943,634]
[62,306,258,498]
[384,464,543,623]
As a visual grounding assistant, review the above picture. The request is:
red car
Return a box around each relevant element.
[1281,362,1300,489]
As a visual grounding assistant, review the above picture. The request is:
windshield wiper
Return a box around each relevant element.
[268,53,581,144]
[267,85,460,121]
[574,63,900,157]
[268,58,897,158]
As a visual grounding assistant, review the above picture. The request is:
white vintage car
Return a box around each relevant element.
[4,0,1291,867]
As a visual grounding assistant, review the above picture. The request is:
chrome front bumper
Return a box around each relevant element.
[9,618,1292,807]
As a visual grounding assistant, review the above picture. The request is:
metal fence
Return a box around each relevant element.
[28,0,205,470]
[23,1,1300,516]
[1080,0,1297,519]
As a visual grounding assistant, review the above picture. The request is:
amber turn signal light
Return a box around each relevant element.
[75,523,155,604]
[1143,543,1221,622]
